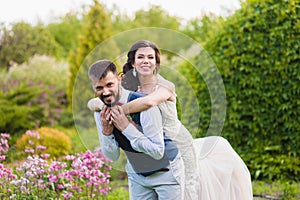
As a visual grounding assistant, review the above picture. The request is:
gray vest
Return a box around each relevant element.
[112,91,178,176]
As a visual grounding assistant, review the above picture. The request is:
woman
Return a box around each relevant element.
[88,40,253,200]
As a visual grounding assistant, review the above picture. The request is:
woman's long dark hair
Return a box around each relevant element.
[121,40,161,91]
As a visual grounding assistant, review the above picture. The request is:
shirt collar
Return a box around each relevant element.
[119,87,130,104]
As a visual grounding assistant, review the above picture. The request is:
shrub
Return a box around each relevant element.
[0,82,41,134]
[16,127,72,158]
[8,55,68,92]
[0,56,71,135]
[177,0,300,181]
[205,0,300,181]
[8,56,69,127]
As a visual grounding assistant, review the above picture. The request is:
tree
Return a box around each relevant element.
[67,0,121,139]
[133,5,189,54]
[67,0,114,107]
[133,5,181,29]
[47,12,83,59]
[0,22,60,70]
[109,5,190,59]
[181,14,224,45]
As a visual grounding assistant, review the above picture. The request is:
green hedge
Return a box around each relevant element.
[178,0,300,181]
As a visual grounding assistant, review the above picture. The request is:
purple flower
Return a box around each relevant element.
[48,174,59,183]
[62,192,73,199]
[57,184,64,189]
[40,154,50,159]
[25,148,35,154]
[36,145,46,151]
[65,155,76,161]
[0,155,6,161]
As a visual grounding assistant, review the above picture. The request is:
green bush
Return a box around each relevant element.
[246,151,300,181]
[177,0,300,181]
[253,180,300,200]
[0,81,41,134]
[0,56,71,135]
[8,55,68,92]
[16,127,72,158]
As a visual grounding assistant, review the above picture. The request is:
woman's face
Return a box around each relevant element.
[133,47,156,77]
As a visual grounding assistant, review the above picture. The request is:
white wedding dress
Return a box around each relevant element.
[157,100,253,200]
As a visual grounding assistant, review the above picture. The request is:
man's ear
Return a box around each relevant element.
[117,75,121,82]
[90,79,98,92]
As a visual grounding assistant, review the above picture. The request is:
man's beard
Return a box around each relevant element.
[101,87,121,107]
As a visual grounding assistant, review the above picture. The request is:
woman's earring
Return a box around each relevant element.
[132,68,136,77]
[153,68,157,74]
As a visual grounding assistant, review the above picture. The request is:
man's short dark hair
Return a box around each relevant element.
[88,60,118,81]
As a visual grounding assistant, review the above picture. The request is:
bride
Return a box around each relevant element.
[88,40,253,200]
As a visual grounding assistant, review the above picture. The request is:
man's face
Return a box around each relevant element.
[94,71,121,107]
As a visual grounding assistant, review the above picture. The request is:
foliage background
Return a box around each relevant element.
[0,0,299,197]
[175,0,300,182]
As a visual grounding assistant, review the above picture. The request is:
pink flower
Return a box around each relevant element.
[25,148,35,154]
[40,154,50,159]
[48,174,58,183]
[65,155,76,161]
[62,192,73,199]
[1,133,11,139]
[0,155,6,161]
[36,145,47,151]
[1,137,112,198]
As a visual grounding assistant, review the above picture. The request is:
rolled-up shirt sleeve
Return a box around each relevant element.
[121,106,164,160]
[94,112,120,161]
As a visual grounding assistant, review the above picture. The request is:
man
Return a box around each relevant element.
[88,60,184,200]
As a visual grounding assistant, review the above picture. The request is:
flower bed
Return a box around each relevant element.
[0,132,112,199]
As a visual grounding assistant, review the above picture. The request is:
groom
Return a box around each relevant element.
[88,60,184,200]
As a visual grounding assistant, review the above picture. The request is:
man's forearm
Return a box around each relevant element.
[94,112,120,161]
[121,106,165,160]
[122,123,164,160]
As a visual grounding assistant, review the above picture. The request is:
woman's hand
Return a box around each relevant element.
[110,106,130,131]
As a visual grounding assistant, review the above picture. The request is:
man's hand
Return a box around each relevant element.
[100,106,114,136]
[111,106,130,131]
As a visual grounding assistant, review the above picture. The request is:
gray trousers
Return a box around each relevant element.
[126,153,185,200]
